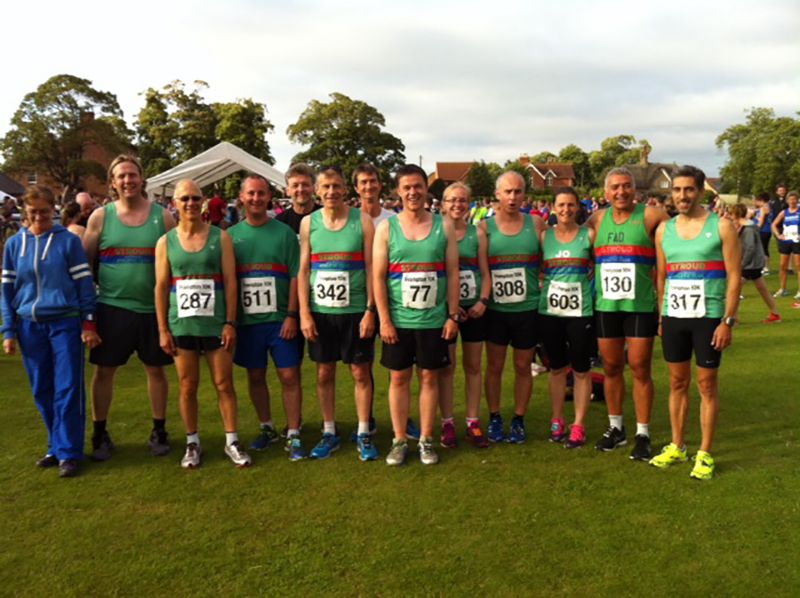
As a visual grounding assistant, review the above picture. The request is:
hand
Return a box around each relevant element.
[380,321,399,345]
[359,311,376,339]
[778,235,785,241]
[467,302,486,319]
[300,312,318,342]
[159,330,177,356]
[280,316,298,340]
[81,330,102,349]
[221,324,236,352]
[3,339,15,356]
[711,323,732,352]
[657,321,663,337]
[442,318,458,341]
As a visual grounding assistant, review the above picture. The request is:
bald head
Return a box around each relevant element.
[76,192,96,217]
[174,179,202,201]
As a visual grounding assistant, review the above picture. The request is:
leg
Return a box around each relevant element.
[246,368,271,423]
[696,367,720,453]
[793,253,800,291]
[17,320,56,455]
[316,362,337,424]
[91,365,117,422]
[548,366,568,422]
[388,368,412,440]
[174,350,201,434]
[779,253,790,290]
[752,277,779,313]
[276,366,302,430]
[350,363,373,424]
[462,342,483,419]
[627,337,655,425]
[666,361,692,447]
[143,365,168,420]
[571,370,592,427]
[511,348,535,416]
[206,348,238,433]
[437,343,457,419]
[485,342,507,412]
[418,368,439,438]
[49,319,86,461]
[597,337,626,417]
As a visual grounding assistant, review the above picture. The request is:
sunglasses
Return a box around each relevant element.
[177,195,202,203]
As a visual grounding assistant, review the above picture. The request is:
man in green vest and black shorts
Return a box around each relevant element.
[651,165,741,480]
[587,167,669,461]
[83,155,176,460]
[299,165,378,461]
[373,164,460,466]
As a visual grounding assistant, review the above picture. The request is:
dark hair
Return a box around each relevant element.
[730,203,749,219]
[394,164,428,187]
[240,173,273,194]
[22,184,56,208]
[553,186,579,202]
[285,163,316,184]
[317,164,345,183]
[672,165,706,190]
[352,163,380,186]
[61,202,81,225]
[756,192,770,202]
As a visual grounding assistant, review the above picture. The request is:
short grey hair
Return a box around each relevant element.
[495,170,526,192]
[604,167,634,189]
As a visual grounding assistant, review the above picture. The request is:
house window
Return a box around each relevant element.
[659,180,669,189]
[27,173,37,186]
[545,175,554,187]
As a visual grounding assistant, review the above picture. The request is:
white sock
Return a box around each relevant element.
[357,421,370,435]
[225,432,239,446]
[186,433,200,446]
[636,422,650,437]
[323,421,336,435]
[609,415,624,430]
[287,428,300,438]
[260,420,274,430]
[442,416,454,425]
[466,417,479,426]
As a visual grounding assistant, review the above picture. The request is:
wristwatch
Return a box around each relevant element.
[478,297,490,306]
[449,312,462,323]
[721,316,736,327]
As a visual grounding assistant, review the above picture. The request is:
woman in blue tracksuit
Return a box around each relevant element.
[1,186,100,477]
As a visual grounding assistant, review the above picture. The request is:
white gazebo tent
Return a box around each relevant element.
[146,141,286,195]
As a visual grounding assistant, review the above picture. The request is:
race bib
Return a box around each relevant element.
[402,271,437,309]
[177,279,215,318]
[667,280,706,318]
[600,263,635,300]
[492,268,526,304]
[314,271,350,308]
[459,270,477,302]
[241,277,277,314]
[784,224,799,243]
[547,281,582,317]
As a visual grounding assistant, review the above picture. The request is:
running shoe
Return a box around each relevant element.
[91,430,114,461]
[349,417,378,443]
[356,433,379,461]
[549,418,567,443]
[224,441,252,468]
[281,420,304,438]
[148,429,171,457]
[763,312,782,323]
[689,451,716,480]
[564,424,586,449]
[250,425,280,450]
[58,459,78,478]
[310,433,341,459]
[487,414,505,443]
[405,419,421,441]
[507,417,526,444]
[795,292,800,301]
[466,421,489,449]
[594,425,627,451]
[793,302,800,310]
[181,442,202,469]
[36,454,58,468]
[386,439,408,466]
[773,288,789,298]
[440,420,457,448]
[530,362,548,377]
[418,437,439,465]
[649,442,688,469]
[629,434,652,461]
[285,435,307,461]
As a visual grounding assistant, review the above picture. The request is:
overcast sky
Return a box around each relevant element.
[2,0,798,177]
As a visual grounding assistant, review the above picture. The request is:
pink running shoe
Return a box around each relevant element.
[549,418,567,443]
[465,421,489,449]
[440,420,457,448]
[565,424,586,449]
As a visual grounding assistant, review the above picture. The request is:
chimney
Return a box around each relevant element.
[519,154,531,166]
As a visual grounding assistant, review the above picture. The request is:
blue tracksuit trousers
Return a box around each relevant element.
[17,317,85,461]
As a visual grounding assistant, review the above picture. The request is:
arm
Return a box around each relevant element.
[2,240,17,354]
[771,211,785,240]
[297,215,317,342]
[280,229,300,340]
[67,235,101,349]
[442,218,459,340]
[82,207,106,270]
[467,225,491,319]
[154,235,176,356]
[645,205,670,240]
[654,223,667,336]
[162,207,176,232]
[219,230,238,351]
[373,219,397,344]
[757,209,767,230]
[359,213,376,339]
[712,218,743,351]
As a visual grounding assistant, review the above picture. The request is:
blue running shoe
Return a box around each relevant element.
[488,414,505,443]
[250,425,280,450]
[508,417,526,444]
[310,433,341,459]
[405,419,421,441]
[349,417,378,443]
[356,433,379,461]
[285,435,307,461]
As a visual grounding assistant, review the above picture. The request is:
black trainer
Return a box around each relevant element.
[91,430,114,461]
[629,434,652,461]
[148,429,171,457]
[36,454,59,468]
[594,425,627,451]
[58,459,79,478]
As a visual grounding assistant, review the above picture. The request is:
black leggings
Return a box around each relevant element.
[760,231,771,258]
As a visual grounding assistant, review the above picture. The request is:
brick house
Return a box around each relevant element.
[518,155,576,190]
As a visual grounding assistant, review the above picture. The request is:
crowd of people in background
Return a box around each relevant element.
[1,155,796,480]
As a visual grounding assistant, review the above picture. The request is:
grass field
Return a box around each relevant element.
[1,254,799,596]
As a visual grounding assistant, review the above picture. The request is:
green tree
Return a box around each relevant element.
[213,98,274,164]
[588,135,649,187]
[287,92,406,186]
[0,74,131,199]
[529,151,557,163]
[716,107,800,195]
[465,161,496,198]
[558,144,592,189]
[502,159,533,191]
[135,87,178,177]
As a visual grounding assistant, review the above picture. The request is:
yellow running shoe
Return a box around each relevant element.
[649,443,688,469]
[690,451,715,480]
